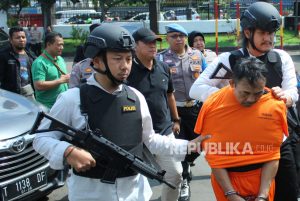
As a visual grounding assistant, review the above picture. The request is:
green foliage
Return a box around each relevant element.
[7,15,18,27]
[63,30,300,54]
[0,1,10,12]
[70,26,89,45]
[0,0,29,12]
[37,0,56,6]
[70,0,80,5]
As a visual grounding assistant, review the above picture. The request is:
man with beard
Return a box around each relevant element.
[195,57,288,201]
[0,26,36,100]
[189,2,298,201]
[31,32,69,108]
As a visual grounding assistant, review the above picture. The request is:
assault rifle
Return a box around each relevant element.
[30,112,175,189]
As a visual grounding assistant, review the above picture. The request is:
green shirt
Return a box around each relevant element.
[31,50,68,108]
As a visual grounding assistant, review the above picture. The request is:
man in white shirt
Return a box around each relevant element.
[33,24,208,201]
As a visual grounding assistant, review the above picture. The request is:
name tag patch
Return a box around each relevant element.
[122,105,136,112]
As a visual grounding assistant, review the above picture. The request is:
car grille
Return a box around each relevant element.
[0,143,48,182]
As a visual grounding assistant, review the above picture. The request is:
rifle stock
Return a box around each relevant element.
[30,112,176,189]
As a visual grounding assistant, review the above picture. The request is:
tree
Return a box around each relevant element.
[0,0,30,18]
[91,0,142,21]
[37,0,56,31]
[91,0,150,21]
[70,0,80,7]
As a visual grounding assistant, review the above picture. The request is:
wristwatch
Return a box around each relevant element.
[256,196,268,201]
[172,117,181,123]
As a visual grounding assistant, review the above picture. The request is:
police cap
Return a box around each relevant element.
[165,23,188,36]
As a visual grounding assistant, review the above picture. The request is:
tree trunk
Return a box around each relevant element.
[16,5,22,19]
[99,1,106,22]
[41,2,55,31]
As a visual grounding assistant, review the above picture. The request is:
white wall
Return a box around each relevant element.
[0,10,8,34]
[53,19,239,38]
[158,19,238,34]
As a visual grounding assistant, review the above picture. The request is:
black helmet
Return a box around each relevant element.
[188,31,205,47]
[240,2,281,32]
[84,24,135,58]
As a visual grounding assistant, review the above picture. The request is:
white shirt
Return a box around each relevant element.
[189,48,298,104]
[33,74,188,201]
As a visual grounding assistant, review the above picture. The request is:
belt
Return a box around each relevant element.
[176,100,196,107]
[226,163,263,172]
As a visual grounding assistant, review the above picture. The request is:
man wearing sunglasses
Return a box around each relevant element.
[190,2,298,201]
[158,23,207,201]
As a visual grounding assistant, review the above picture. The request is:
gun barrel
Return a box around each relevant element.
[131,158,175,189]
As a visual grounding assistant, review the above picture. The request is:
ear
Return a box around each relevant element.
[93,56,104,68]
[166,34,170,43]
[244,29,251,39]
[93,56,101,65]
[229,79,234,88]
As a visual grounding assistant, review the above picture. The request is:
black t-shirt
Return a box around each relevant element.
[73,45,86,63]
[127,57,174,135]
[17,53,30,87]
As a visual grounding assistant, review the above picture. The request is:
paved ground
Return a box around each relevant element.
[45,155,214,201]
[42,50,300,201]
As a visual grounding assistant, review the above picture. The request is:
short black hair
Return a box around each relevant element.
[89,23,100,33]
[188,31,205,47]
[9,26,24,38]
[44,31,63,47]
[232,57,268,87]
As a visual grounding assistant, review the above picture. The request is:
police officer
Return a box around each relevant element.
[188,31,217,64]
[33,24,208,201]
[69,58,94,88]
[189,2,298,201]
[158,23,206,201]
[128,27,182,201]
[69,23,101,88]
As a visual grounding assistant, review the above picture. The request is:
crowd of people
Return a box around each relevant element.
[0,1,300,201]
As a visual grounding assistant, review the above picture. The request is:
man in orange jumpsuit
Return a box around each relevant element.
[194,57,288,201]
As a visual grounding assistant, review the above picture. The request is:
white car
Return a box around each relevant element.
[128,12,166,21]
[164,8,200,21]
[0,89,66,201]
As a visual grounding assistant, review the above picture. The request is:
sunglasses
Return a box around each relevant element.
[169,34,186,39]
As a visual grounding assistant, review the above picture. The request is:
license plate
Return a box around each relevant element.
[1,170,47,201]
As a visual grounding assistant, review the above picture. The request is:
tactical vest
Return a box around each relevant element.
[74,84,143,179]
[229,48,283,88]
